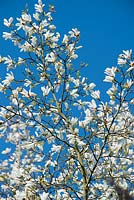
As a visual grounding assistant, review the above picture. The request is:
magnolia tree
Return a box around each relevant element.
[0,1,134,199]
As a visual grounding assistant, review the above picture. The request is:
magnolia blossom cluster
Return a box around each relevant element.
[0,0,134,200]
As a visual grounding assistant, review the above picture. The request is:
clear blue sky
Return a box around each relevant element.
[0,0,134,97]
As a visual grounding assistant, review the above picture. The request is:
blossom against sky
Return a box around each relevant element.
[0,0,134,91]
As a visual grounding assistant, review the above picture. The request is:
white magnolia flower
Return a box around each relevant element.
[122,49,132,59]
[21,88,36,99]
[124,79,133,88]
[1,148,11,154]
[44,30,54,40]
[51,32,60,43]
[73,99,88,109]
[29,90,37,97]
[49,24,56,30]
[18,57,25,65]
[4,17,13,27]
[20,41,31,52]
[33,12,40,21]
[70,89,79,98]
[127,62,134,72]
[51,144,61,153]
[103,75,114,82]
[21,142,35,150]
[62,34,69,44]
[67,134,75,144]
[35,0,44,13]
[45,52,56,63]
[45,160,56,168]
[69,28,80,37]
[46,12,53,21]
[16,17,26,30]
[70,117,78,126]
[4,56,14,69]
[20,88,29,98]
[88,99,97,110]
[41,85,51,96]
[107,84,117,98]
[2,72,14,86]
[22,13,31,22]
[3,32,12,40]
[24,79,32,87]
[91,90,100,99]
[40,19,49,28]
[104,66,117,77]
[89,83,96,89]
[72,28,80,36]
[67,43,74,53]
[70,52,78,59]
[79,111,93,127]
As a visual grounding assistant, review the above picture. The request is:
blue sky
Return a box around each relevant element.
[0,0,134,97]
